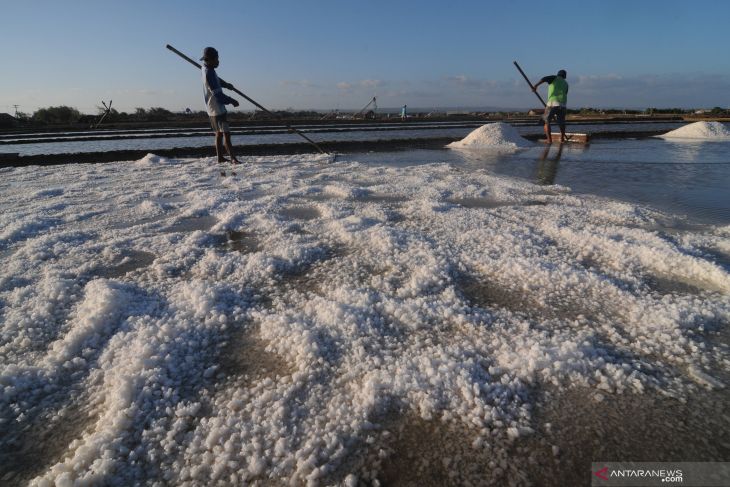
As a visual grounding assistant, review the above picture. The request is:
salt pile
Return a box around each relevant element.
[0,153,729,486]
[447,122,533,150]
[135,153,174,165]
[659,121,730,140]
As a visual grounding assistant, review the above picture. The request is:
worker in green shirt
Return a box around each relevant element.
[533,69,568,144]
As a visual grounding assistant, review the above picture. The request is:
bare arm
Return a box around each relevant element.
[532,75,556,92]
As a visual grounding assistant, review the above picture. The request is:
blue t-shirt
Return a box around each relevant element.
[202,66,236,116]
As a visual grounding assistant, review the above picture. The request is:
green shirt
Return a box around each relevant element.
[545,76,568,106]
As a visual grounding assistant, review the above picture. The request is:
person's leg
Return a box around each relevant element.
[223,132,239,163]
[558,107,567,142]
[210,116,224,161]
[215,132,226,162]
[542,107,553,143]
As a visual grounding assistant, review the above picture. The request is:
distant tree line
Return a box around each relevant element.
[646,106,729,115]
[7,105,326,126]
[7,106,211,126]
[2,104,728,129]
[571,107,730,116]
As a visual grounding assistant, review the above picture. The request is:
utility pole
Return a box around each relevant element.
[12,105,20,117]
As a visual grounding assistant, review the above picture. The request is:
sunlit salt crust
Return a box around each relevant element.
[0,153,728,485]
[659,121,730,140]
[446,122,533,151]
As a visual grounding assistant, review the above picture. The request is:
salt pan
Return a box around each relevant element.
[0,151,726,486]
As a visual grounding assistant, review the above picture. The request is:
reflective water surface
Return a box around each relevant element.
[4,122,728,225]
[353,137,730,225]
[2,122,687,156]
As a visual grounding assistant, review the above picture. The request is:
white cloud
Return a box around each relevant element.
[446,75,468,83]
[280,80,317,88]
[360,79,382,88]
[569,72,730,108]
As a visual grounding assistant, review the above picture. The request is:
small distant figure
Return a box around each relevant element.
[401,104,407,121]
[201,46,240,163]
[532,69,568,144]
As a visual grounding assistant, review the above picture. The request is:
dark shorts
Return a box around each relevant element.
[542,106,566,127]
[209,113,230,133]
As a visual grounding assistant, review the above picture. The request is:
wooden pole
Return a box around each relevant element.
[513,61,547,108]
[166,44,330,156]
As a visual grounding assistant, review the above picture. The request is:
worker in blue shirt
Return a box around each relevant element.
[201,47,240,163]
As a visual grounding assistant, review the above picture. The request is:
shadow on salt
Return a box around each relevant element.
[218,324,294,384]
[522,382,730,487]
[296,192,334,202]
[0,247,14,262]
[644,274,715,296]
[703,248,730,273]
[155,194,186,205]
[355,193,408,204]
[109,211,178,230]
[236,187,268,201]
[324,411,500,487]
[275,244,350,298]
[208,229,261,254]
[162,214,218,233]
[279,206,321,221]
[459,274,537,316]
[446,197,547,209]
[458,273,597,323]
[293,188,408,205]
[1,399,99,486]
[96,249,156,278]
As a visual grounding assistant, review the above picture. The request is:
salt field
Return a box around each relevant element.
[0,120,689,157]
[0,122,728,485]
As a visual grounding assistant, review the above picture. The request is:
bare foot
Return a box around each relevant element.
[230,158,240,164]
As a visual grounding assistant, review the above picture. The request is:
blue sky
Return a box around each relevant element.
[1,0,729,114]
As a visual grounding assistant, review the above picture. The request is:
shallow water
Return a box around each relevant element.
[354,137,730,225]
[1,121,691,156]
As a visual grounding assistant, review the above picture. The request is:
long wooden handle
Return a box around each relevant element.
[166,44,329,155]
[513,61,547,107]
